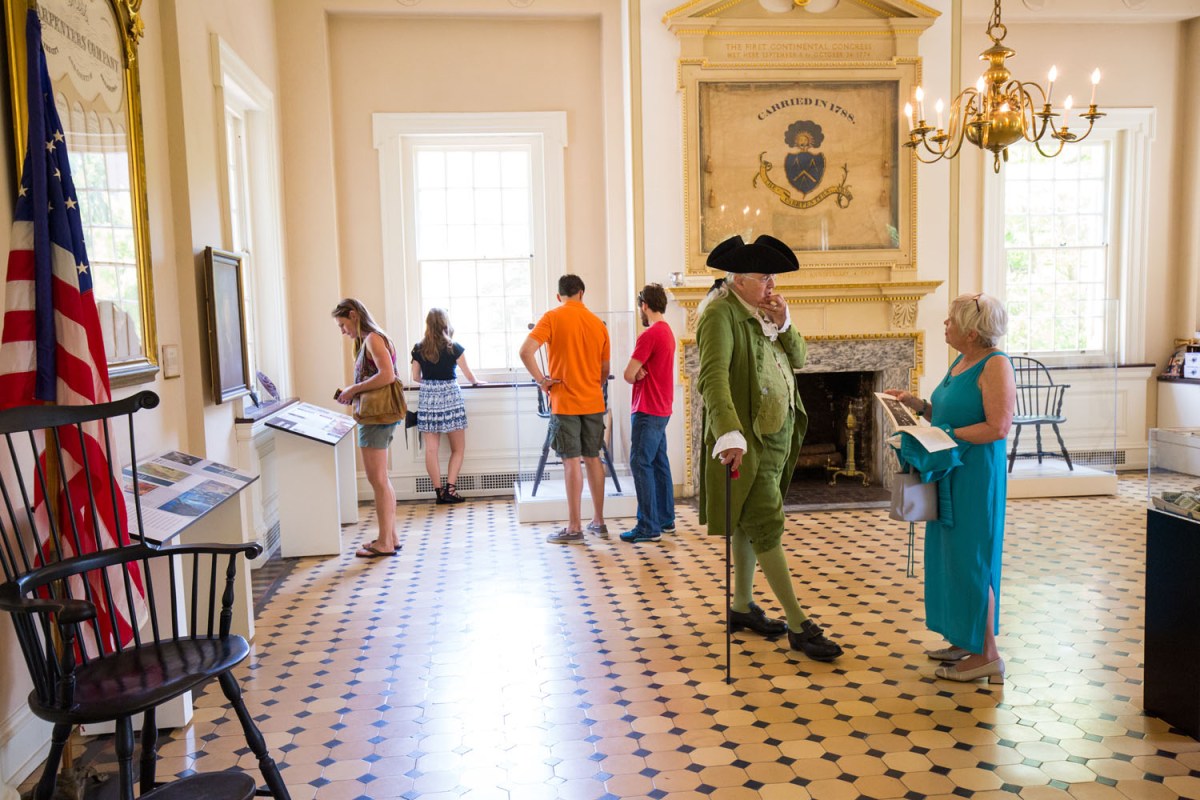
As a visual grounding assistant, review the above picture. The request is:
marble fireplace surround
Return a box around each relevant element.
[680,333,924,496]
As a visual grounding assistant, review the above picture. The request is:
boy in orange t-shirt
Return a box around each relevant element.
[519,275,611,544]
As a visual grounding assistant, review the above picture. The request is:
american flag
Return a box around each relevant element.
[0,9,144,653]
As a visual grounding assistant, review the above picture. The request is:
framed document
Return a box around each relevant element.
[4,0,158,384]
[203,247,251,404]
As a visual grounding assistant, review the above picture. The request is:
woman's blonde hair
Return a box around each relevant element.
[331,298,391,353]
[418,308,454,363]
[949,292,1008,348]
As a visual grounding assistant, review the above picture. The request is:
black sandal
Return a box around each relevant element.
[443,483,465,504]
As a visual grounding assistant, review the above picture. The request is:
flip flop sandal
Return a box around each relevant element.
[355,543,398,558]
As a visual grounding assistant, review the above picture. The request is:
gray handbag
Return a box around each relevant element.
[889,468,939,522]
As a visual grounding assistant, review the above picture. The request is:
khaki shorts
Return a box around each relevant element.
[550,413,605,459]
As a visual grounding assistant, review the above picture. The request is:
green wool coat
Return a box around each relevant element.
[696,291,809,536]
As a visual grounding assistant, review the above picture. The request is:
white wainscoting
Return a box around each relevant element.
[366,386,550,501]
[0,703,49,789]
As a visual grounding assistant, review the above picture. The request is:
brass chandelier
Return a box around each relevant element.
[904,0,1104,173]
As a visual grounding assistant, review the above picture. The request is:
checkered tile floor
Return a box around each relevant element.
[23,475,1200,800]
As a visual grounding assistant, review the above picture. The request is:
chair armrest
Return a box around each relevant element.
[153,541,264,560]
[0,584,96,625]
[13,541,262,597]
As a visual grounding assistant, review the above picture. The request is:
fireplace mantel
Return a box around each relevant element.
[670,280,941,338]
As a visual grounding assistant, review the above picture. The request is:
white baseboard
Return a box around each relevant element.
[0,703,50,789]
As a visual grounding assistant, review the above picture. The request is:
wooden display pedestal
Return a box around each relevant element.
[269,403,358,558]
[1144,508,1200,738]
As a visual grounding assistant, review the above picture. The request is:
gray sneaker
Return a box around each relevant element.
[662,523,676,534]
[585,522,609,538]
[547,528,585,545]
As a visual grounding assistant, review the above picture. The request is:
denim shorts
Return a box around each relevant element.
[358,422,397,450]
[550,413,605,459]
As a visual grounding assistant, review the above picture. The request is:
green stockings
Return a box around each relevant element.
[729,528,809,630]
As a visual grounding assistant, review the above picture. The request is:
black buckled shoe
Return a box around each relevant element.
[787,619,844,662]
[728,602,787,638]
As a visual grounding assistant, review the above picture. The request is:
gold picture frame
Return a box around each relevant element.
[203,247,251,404]
[4,0,158,385]
[682,64,920,281]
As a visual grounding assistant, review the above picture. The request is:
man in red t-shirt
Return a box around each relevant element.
[619,284,676,543]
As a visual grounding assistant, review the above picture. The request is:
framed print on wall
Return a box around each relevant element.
[4,0,158,384]
[203,247,251,404]
[699,79,900,255]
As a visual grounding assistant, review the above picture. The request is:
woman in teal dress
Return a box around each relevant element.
[887,293,1015,683]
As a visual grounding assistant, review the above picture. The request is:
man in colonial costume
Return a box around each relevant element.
[697,234,844,662]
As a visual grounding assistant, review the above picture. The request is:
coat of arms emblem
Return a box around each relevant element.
[755,119,852,210]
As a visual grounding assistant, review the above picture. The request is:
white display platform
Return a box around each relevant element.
[271,403,358,558]
[514,476,639,523]
[1007,459,1118,498]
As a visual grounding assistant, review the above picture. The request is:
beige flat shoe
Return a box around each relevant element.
[935,657,1005,684]
[925,645,971,662]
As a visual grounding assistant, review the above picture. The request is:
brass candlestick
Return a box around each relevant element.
[827,406,869,486]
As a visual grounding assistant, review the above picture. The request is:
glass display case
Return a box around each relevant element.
[1005,303,1120,498]
[1147,427,1200,520]
[512,311,638,522]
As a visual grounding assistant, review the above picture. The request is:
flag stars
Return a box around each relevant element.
[76,263,88,276]
[17,184,27,198]
[53,167,61,180]
[65,197,77,210]
[45,140,55,153]
[53,130,64,143]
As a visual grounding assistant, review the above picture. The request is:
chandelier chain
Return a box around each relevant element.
[987,0,1007,43]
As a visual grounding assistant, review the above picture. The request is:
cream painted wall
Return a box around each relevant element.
[955,21,1184,373]
[1178,18,1200,339]
[276,0,630,416]
[159,0,281,466]
[326,14,607,348]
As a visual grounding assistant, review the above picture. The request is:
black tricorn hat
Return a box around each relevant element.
[705,234,799,274]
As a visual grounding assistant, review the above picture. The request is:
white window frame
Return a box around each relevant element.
[373,112,567,378]
[983,108,1155,365]
[212,36,291,400]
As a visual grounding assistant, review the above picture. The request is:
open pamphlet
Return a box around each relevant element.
[874,392,958,453]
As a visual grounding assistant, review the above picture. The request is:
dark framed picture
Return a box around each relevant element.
[203,247,251,404]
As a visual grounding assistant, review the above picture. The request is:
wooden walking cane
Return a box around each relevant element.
[725,462,732,685]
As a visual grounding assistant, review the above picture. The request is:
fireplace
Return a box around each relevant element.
[680,333,923,497]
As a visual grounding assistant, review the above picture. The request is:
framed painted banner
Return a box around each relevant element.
[3,0,158,384]
[699,80,900,254]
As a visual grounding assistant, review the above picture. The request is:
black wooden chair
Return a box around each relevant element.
[0,391,288,800]
[1009,356,1073,473]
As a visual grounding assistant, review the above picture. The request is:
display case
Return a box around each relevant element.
[1148,428,1200,519]
[1144,427,1200,737]
[512,311,638,523]
[1005,301,1121,499]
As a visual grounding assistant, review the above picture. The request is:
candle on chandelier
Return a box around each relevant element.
[904,103,914,131]
[1090,69,1101,106]
[1062,95,1074,127]
[915,86,925,122]
[935,98,944,130]
[1046,65,1058,104]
